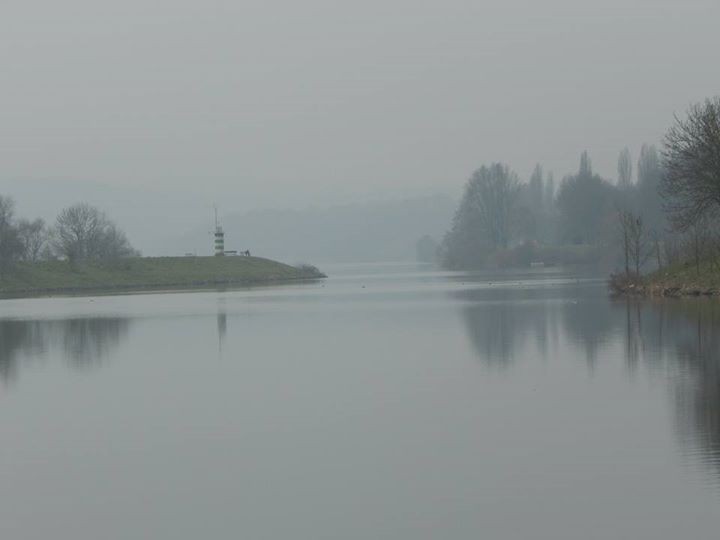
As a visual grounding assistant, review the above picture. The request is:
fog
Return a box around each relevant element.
[2,0,720,258]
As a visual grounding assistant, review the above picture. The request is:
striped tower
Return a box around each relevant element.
[214,226,225,256]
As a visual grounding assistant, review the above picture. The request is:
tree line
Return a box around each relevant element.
[0,200,137,278]
[441,95,720,276]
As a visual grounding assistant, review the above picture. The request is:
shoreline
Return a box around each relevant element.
[609,270,720,298]
[0,275,325,300]
[0,256,326,300]
[611,282,719,298]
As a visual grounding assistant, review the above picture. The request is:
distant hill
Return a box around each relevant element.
[168,195,456,263]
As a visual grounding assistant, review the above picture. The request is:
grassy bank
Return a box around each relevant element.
[610,262,720,297]
[0,256,325,298]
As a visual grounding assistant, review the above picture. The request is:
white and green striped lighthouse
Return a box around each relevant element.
[213,205,225,256]
[214,225,225,256]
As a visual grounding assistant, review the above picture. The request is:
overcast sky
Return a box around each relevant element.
[2,0,720,214]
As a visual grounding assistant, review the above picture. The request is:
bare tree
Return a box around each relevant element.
[441,164,520,268]
[662,96,720,230]
[96,223,138,259]
[618,209,651,277]
[663,233,683,267]
[0,196,14,236]
[54,203,104,262]
[53,203,137,263]
[685,217,711,276]
[0,196,23,278]
[617,148,633,189]
[464,164,520,250]
[650,230,663,271]
[709,230,720,273]
[17,218,47,262]
[618,209,632,276]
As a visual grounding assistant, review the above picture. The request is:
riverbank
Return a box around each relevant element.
[609,263,720,297]
[0,257,326,298]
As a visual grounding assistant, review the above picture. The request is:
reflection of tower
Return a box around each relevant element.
[217,298,227,353]
[214,205,225,256]
[217,311,227,347]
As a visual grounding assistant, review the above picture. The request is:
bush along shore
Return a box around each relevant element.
[0,257,326,298]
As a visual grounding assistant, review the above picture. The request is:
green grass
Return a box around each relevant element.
[0,256,325,298]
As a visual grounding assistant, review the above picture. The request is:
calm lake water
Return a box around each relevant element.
[1,263,719,539]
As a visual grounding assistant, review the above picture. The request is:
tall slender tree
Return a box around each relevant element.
[556,152,616,244]
[636,144,665,231]
[579,151,592,178]
[544,172,555,209]
[617,148,633,188]
[529,164,545,209]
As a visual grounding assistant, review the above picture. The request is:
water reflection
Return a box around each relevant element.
[0,317,130,382]
[461,299,555,368]
[457,285,615,369]
[0,320,48,381]
[217,299,227,351]
[641,301,720,480]
[459,288,720,479]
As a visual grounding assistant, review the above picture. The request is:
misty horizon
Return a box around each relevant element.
[3,1,719,233]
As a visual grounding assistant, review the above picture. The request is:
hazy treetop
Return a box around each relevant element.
[1,0,719,211]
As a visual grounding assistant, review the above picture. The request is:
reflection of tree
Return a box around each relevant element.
[661,302,720,476]
[560,298,616,370]
[614,300,720,478]
[458,286,615,369]
[60,318,130,368]
[624,301,640,372]
[462,302,523,368]
[217,311,227,353]
[458,286,720,478]
[677,360,720,474]
[0,317,130,382]
[0,320,47,381]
